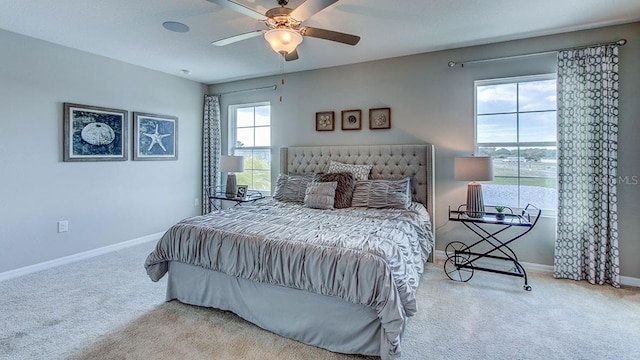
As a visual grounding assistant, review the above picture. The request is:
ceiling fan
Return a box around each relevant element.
[207,0,360,61]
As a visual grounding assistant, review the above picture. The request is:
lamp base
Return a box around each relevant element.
[226,174,237,197]
[466,183,485,218]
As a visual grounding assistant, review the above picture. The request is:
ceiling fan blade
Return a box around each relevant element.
[212,30,264,46]
[290,0,338,22]
[301,27,360,46]
[205,0,266,20]
[285,49,299,61]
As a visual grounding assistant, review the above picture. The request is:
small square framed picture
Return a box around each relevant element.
[341,109,362,130]
[236,185,248,198]
[315,111,335,131]
[369,107,391,130]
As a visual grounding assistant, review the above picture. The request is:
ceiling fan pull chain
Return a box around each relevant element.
[280,54,285,102]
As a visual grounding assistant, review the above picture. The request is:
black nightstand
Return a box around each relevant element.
[445,204,541,291]
[206,186,264,211]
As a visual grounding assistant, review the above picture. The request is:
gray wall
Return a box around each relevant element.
[0,29,206,273]
[211,22,640,279]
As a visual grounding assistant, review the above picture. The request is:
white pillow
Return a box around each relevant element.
[327,161,372,181]
[304,181,337,209]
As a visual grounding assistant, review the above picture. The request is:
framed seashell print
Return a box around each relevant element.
[341,109,362,130]
[133,112,178,160]
[63,103,128,161]
[315,111,335,131]
[369,107,391,130]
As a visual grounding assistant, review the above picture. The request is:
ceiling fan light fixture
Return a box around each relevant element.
[264,28,303,55]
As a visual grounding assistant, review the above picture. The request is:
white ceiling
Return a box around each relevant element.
[1,0,639,84]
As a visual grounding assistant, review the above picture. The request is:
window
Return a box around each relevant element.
[475,75,557,211]
[229,102,271,194]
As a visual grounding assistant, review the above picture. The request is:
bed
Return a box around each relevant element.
[145,144,435,359]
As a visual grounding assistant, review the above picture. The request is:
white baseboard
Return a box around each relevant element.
[434,250,639,288]
[620,275,640,288]
[0,232,164,283]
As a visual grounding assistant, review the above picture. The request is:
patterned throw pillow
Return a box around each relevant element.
[304,181,338,210]
[314,172,356,209]
[274,174,314,203]
[351,177,412,209]
[327,161,372,181]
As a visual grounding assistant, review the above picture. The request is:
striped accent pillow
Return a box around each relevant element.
[327,161,372,181]
[314,172,356,209]
[351,177,412,209]
[274,174,314,203]
[304,181,337,209]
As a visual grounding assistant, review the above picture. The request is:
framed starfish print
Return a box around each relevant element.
[133,112,178,161]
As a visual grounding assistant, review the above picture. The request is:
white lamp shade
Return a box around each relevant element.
[264,28,303,55]
[454,156,493,182]
[221,155,244,173]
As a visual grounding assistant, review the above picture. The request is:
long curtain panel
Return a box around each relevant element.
[554,44,620,287]
[202,95,222,214]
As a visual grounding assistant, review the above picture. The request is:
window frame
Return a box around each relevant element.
[474,74,557,215]
[228,101,272,195]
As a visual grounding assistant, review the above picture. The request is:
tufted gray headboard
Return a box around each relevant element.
[280,144,436,226]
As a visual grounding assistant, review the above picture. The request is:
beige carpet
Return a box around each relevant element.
[68,300,374,360]
[2,241,640,360]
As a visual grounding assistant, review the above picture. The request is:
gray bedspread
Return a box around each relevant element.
[145,198,433,357]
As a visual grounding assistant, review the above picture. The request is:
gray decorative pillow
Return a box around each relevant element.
[304,181,337,209]
[327,160,372,181]
[274,174,315,203]
[351,177,411,209]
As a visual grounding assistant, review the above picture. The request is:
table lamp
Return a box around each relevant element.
[455,155,493,218]
[221,155,244,197]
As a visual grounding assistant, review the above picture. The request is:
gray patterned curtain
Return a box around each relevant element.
[554,44,620,287]
[202,95,222,214]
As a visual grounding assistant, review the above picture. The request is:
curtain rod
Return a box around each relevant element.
[447,38,627,68]
[213,84,277,96]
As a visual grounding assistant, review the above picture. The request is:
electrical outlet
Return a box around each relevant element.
[58,220,69,233]
[194,198,199,207]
